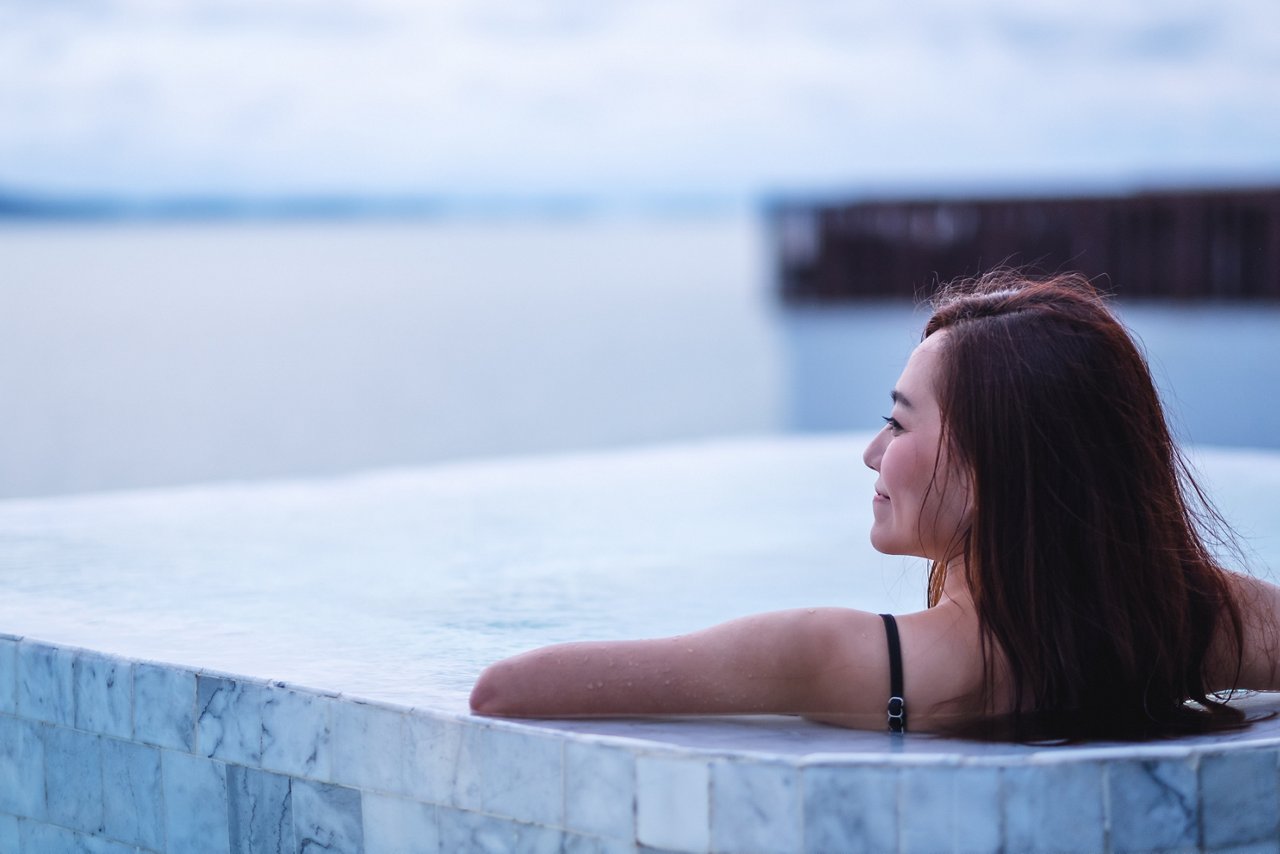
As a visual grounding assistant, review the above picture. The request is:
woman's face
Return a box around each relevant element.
[862,331,972,560]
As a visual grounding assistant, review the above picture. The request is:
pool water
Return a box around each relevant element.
[0,432,1274,711]
[1,434,1279,852]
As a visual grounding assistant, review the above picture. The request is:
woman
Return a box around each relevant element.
[471,271,1280,739]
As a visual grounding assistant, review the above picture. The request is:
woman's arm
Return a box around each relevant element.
[469,607,891,724]
[1218,572,1280,691]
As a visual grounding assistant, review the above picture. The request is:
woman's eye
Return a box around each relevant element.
[881,415,904,435]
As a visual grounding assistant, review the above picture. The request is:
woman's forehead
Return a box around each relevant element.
[896,331,948,402]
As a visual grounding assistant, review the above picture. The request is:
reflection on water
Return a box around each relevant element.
[1,214,1277,500]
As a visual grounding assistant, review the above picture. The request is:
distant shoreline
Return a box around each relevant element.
[0,192,747,222]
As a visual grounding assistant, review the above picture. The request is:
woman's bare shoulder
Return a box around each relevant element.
[799,600,991,729]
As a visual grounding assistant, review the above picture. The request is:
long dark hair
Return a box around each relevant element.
[924,271,1245,740]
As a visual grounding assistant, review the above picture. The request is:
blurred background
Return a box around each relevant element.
[3,0,1280,499]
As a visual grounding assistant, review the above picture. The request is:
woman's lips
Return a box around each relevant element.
[873,486,890,502]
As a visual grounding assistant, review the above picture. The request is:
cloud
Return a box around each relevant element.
[1,0,1278,196]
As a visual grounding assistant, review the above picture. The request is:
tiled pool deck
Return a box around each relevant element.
[1,436,1278,852]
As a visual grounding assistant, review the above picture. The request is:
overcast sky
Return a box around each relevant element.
[2,0,1279,199]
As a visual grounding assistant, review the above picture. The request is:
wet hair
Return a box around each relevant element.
[923,271,1245,740]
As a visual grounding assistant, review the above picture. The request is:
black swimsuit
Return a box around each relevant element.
[879,613,907,733]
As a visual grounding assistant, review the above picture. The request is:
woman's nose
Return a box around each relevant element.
[863,429,885,471]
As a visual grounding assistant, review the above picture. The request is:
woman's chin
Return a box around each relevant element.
[869,531,925,559]
[868,531,899,556]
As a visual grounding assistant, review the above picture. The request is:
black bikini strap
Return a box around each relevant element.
[879,613,907,733]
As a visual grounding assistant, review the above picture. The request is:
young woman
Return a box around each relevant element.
[470,272,1280,740]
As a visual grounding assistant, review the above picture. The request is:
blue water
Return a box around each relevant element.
[782,299,1280,450]
[1,213,1277,500]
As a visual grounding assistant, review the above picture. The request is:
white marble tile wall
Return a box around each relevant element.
[1106,757,1199,852]
[1201,749,1280,849]
[565,741,636,841]
[898,763,1001,854]
[1003,759,1108,852]
[636,754,711,852]
[197,675,333,780]
[134,662,196,752]
[0,634,17,716]
[73,651,132,738]
[1,633,1280,853]
[802,762,899,852]
[17,641,74,727]
[710,759,802,854]
[103,738,165,850]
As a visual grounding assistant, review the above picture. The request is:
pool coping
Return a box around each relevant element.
[5,631,1280,853]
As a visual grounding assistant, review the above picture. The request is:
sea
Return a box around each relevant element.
[2,210,1278,500]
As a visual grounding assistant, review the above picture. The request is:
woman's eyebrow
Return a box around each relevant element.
[890,389,913,408]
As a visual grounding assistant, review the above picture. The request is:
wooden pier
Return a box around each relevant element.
[770,186,1280,301]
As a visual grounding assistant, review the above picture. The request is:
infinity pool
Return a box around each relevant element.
[1,434,1278,852]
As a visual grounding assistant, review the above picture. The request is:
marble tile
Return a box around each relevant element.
[948,766,1002,854]
[711,759,801,854]
[898,764,1001,854]
[197,676,260,763]
[1201,749,1280,848]
[562,831,620,853]
[134,663,197,751]
[802,764,898,854]
[17,641,74,726]
[437,806,565,854]
[1213,842,1280,854]
[362,792,439,854]
[403,713,463,805]
[1003,761,1106,853]
[636,755,710,854]
[163,749,231,854]
[0,715,45,820]
[0,811,16,852]
[479,727,564,827]
[561,834,593,854]
[18,819,139,854]
[260,682,333,779]
[198,676,331,779]
[227,764,295,854]
[1107,757,1198,852]
[73,651,132,739]
[448,719,485,811]
[331,700,406,793]
[44,725,105,835]
[565,741,635,840]
[292,778,365,854]
[596,838,640,854]
[102,737,165,851]
[0,636,18,715]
